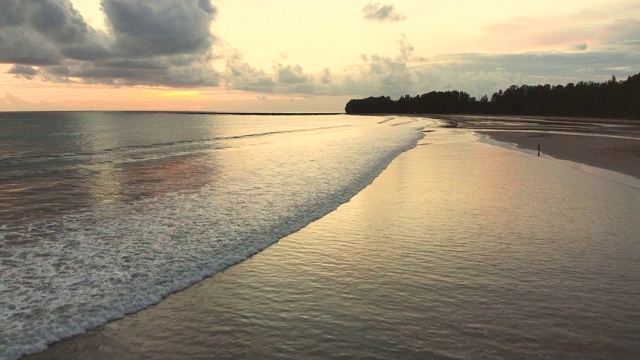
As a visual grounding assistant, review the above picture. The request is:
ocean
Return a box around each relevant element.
[0,112,425,359]
[2,113,640,359]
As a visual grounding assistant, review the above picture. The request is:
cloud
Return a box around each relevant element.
[224,54,275,93]
[221,34,640,100]
[319,68,331,84]
[7,64,39,79]
[275,64,310,84]
[362,3,406,22]
[222,47,326,95]
[568,43,588,51]
[480,3,640,53]
[0,27,65,65]
[1,1,638,102]
[0,92,30,108]
[0,0,103,65]
[0,0,219,87]
[0,92,52,110]
[102,0,216,57]
[338,36,640,98]
[220,37,418,97]
[602,18,640,48]
[410,51,640,96]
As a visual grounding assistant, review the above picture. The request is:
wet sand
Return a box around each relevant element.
[437,115,640,179]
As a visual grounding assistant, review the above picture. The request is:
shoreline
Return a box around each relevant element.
[476,131,640,180]
[433,114,640,179]
[22,123,640,359]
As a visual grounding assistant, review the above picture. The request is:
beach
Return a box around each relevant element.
[442,114,640,180]
[22,118,640,359]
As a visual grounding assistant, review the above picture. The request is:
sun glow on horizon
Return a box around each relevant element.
[1,0,639,112]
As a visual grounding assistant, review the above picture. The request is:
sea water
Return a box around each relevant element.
[20,121,640,359]
[0,112,427,359]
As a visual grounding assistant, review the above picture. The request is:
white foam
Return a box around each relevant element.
[0,116,428,360]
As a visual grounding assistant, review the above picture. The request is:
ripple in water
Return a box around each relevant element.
[0,113,427,359]
[6,116,640,359]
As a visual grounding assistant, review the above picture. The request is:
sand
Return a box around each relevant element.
[436,115,640,179]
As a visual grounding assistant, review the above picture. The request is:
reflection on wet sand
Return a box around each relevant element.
[436,115,640,180]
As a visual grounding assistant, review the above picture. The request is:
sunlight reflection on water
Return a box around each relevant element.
[27,124,640,360]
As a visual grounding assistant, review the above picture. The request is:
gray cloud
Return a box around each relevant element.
[1,0,220,87]
[362,3,406,22]
[102,0,216,57]
[275,64,310,84]
[2,1,638,99]
[59,40,112,61]
[0,27,63,65]
[568,43,588,51]
[319,68,331,84]
[30,0,90,44]
[221,39,414,97]
[223,55,329,95]
[7,64,39,79]
[602,18,640,48]
[220,36,639,99]
[224,56,276,93]
[402,51,640,98]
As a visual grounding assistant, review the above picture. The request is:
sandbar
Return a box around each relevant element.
[436,115,640,179]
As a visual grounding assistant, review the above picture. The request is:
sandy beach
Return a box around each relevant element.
[438,115,640,179]
[22,121,640,359]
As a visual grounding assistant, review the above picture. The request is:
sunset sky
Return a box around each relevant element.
[1,0,639,112]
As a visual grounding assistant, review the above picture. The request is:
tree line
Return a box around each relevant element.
[344,73,640,118]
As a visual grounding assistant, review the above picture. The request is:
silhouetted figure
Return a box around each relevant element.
[538,144,541,157]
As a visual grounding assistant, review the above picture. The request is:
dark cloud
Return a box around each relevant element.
[60,42,111,61]
[102,0,216,57]
[0,0,99,65]
[362,3,406,22]
[0,27,62,65]
[0,0,220,87]
[0,1,28,27]
[46,66,71,76]
[30,0,90,44]
[568,43,588,51]
[7,64,39,79]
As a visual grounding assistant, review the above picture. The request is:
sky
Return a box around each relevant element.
[0,0,639,112]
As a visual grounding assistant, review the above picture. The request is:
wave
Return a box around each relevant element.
[0,118,426,360]
[0,125,352,167]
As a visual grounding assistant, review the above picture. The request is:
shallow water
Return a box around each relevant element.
[24,124,640,359]
[1,113,426,359]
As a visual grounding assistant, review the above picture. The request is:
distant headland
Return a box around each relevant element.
[345,73,640,119]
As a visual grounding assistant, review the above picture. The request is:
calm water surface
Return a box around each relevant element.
[22,122,640,359]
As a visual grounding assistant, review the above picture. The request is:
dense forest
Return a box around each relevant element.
[345,73,640,118]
